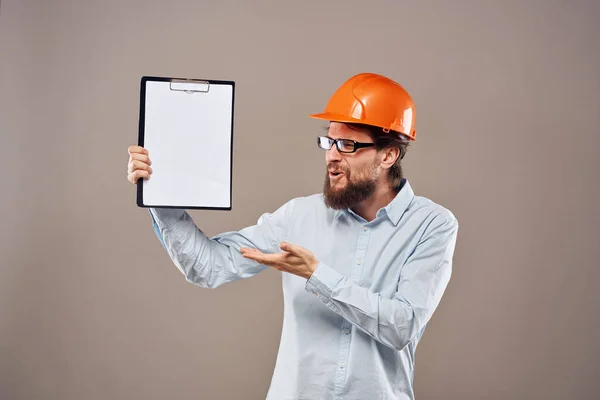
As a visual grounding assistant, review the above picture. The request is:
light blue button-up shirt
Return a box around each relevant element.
[149,179,458,400]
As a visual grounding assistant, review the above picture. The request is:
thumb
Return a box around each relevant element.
[280,242,295,253]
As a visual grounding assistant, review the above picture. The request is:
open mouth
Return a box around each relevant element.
[329,171,344,179]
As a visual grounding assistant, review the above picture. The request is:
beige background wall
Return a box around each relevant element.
[1,0,599,399]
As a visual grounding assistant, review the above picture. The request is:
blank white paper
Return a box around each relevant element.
[141,80,233,208]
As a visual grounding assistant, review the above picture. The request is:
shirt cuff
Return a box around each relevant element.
[305,262,344,300]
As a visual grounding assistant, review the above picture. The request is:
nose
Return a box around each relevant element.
[325,143,342,164]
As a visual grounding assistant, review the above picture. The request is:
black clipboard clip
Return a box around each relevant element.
[169,79,210,94]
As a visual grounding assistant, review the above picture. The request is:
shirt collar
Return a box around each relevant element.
[334,178,415,226]
[383,178,414,225]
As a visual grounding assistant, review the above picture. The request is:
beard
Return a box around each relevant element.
[323,160,378,210]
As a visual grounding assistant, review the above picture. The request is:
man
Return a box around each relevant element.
[127,72,458,399]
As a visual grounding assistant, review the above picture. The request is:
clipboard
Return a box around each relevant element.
[136,76,235,210]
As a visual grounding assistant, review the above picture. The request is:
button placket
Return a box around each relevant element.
[332,224,371,397]
[352,224,371,282]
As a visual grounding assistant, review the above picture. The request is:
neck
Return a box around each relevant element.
[351,182,399,222]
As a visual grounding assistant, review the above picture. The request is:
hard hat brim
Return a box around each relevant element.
[308,112,365,125]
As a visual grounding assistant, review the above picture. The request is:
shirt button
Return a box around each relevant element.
[344,328,351,334]
[339,362,345,369]
[357,259,361,265]
[363,226,368,231]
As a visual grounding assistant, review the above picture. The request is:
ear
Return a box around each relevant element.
[379,147,400,169]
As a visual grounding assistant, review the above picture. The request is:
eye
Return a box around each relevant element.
[339,140,355,152]
[318,136,332,149]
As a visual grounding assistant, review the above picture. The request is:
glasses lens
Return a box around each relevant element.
[318,136,332,150]
[338,139,355,153]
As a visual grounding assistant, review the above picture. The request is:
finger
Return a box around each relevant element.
[279,242,291,252]
[130,152,152,166]
[128,159,153,175]
[239,247,260,256]
[242,250,286,266]
[280,242,302,255]
[128,170,150,183]
[240,247,273,257]
[128,145,148,156]
[240,250,269,263]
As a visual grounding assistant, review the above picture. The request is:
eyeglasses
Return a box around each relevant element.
[317,136,375,153]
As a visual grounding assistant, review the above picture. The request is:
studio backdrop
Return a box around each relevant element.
[1,1,599,399]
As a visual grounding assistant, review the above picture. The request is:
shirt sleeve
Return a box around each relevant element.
[304,213,458,351]
[149,200,292,288]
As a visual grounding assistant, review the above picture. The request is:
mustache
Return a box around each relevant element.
[326,163,348,173]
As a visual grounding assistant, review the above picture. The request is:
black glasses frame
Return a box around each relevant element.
[317,136,375,153]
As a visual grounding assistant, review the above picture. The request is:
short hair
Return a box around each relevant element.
[346,123,410,191]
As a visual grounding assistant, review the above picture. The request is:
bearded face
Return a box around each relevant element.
[323,156,380,210]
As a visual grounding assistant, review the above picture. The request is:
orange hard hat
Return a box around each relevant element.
[309,72,417,140]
